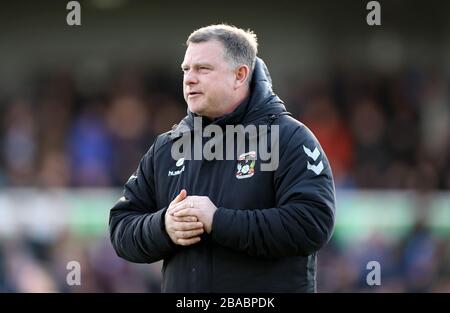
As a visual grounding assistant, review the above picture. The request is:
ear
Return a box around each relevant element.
[234,65,250,89]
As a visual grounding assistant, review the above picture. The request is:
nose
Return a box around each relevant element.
[184,70,198,86]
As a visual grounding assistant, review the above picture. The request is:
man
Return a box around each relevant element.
[109,24,335,292]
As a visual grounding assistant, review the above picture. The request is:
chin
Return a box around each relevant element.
[187,103,206,115]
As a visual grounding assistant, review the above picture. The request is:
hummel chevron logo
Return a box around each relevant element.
[303,145,324,175]
[307,160,324,175]
[303,145,320,161]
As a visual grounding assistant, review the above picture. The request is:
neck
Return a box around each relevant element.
[222,86,250,116]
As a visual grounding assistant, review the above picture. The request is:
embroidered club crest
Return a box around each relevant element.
[236,151,256,179]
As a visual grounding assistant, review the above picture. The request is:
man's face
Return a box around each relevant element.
[181,40,237,119]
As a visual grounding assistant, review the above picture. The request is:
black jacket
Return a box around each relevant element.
[109,58,336,292]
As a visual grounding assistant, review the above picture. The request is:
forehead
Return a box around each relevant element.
[182,40,227,66]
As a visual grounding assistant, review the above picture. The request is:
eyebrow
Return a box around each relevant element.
[180,62,213,69]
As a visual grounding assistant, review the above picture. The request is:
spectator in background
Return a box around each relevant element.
[349,97,387,188]
[301,94,354,188]
[1,99,37,186]
[107,95,155,185]
[67,100,113,186]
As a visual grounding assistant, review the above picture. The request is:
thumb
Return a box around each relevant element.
[173,189,187,204]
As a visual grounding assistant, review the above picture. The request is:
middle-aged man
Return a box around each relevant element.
[109,24,336,292]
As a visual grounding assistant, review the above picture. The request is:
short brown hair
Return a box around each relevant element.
[187,24,258,83]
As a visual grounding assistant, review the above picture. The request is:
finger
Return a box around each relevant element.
[173,208,196,217]
[175,228,204,239]
[173,222,203,231]
[177,236,201,246]
[172,215,198,222]
[168,199,192,215]
[170,197,199,215]
[169,221,203,232]
[167,201,185,215]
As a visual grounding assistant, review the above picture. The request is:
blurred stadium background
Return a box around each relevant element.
[0,0,449,292]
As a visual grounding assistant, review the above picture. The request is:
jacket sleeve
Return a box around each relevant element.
[211,124,336,258]
[109,142,177,263]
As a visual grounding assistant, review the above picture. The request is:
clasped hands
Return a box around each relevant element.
[164,189,217,246]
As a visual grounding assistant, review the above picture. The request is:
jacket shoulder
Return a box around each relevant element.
[153,130,174,153]
[153,117,191,153]
[277,115,313,141]
[276,115,327,164]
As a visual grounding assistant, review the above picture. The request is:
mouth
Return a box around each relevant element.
[187,91,203,98]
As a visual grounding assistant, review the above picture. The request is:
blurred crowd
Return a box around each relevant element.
[0,231,162,292]
[0,66,449,190]
[0,69,187,188]
[319,212,450,292]
[1,216,449,292]
[289,67,449,191]
[0,65,449,292]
